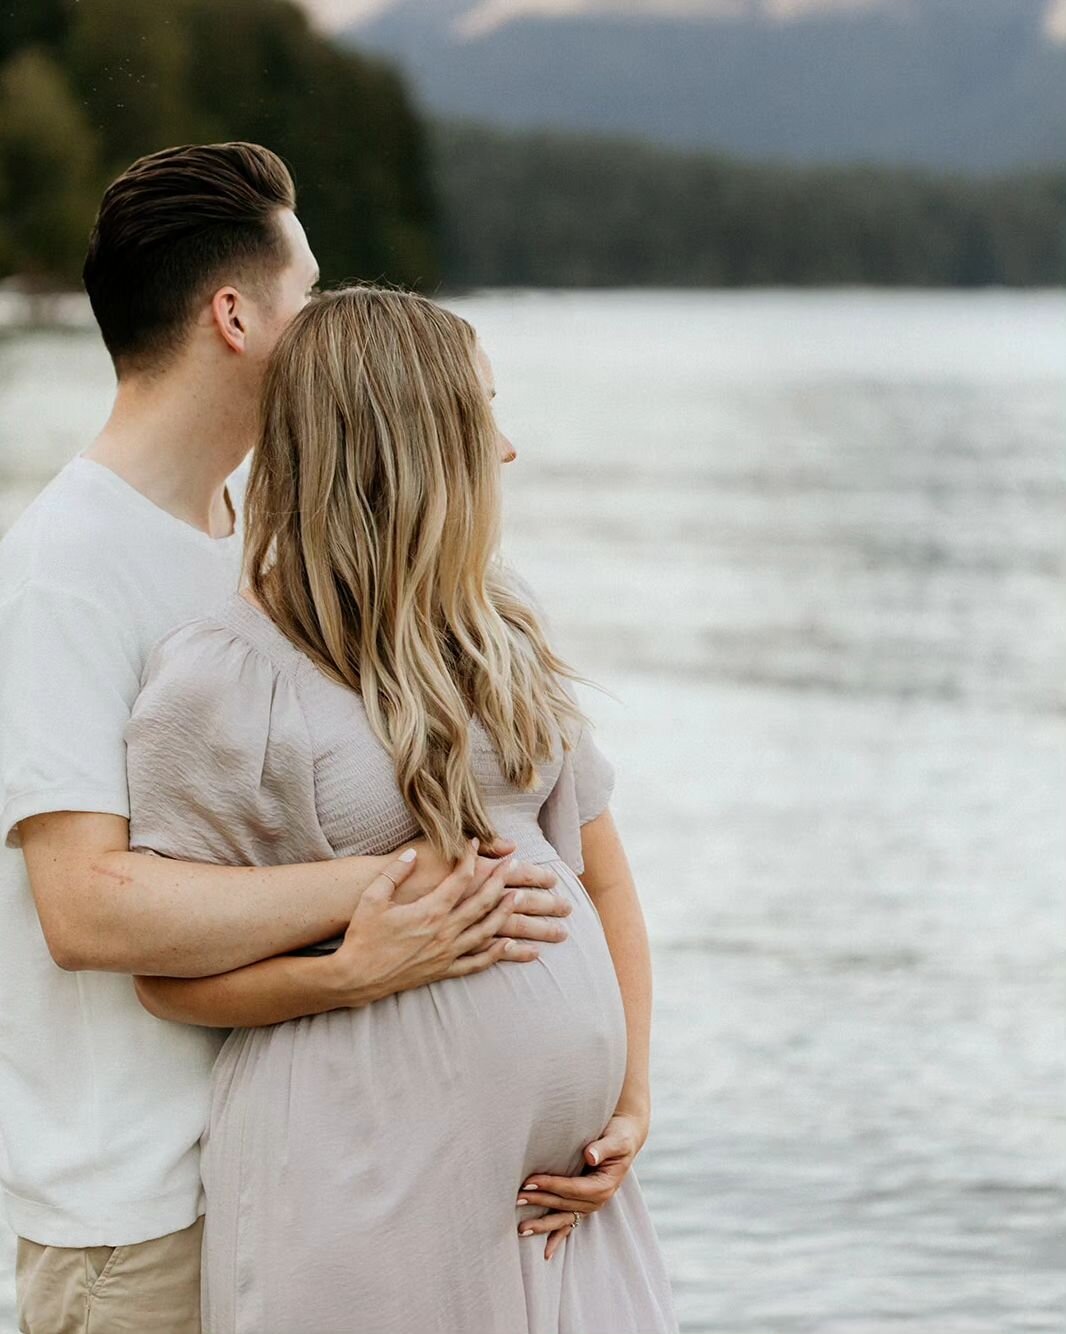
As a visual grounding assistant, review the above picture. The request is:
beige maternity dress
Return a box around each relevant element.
[125,591,679,1334]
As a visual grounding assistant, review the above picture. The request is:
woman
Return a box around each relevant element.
[126,286,679,1333]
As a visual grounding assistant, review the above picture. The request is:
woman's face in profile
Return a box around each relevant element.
[475,340,517,465]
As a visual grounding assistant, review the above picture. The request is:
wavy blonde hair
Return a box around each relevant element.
[244,284,591,861]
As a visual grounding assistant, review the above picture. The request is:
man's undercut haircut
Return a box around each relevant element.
[82,142,297,375]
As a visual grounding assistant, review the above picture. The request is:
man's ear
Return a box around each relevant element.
[211,286,246,355]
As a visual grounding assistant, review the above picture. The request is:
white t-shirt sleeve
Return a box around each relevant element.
[0,581,141,848]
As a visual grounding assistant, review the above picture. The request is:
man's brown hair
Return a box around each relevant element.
[82,142,296,374]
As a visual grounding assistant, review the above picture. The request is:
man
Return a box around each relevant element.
[0,142,569,1333]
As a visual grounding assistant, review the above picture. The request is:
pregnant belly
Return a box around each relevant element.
[204,858,629,1195]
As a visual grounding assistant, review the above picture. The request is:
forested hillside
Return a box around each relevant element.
[433,122,1066,288]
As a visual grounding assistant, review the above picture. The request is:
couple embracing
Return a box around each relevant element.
[0,142,679,1333]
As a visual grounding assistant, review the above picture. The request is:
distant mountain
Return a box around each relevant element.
[341,0,1066,171]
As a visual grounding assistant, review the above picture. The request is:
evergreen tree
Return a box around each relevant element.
[0,47,98,287]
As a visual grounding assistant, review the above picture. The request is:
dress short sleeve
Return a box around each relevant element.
[570,722,615,827]
[537,717,615,875]
[504,562,617,864]
[536,679,616,873]
[125,618,335,870]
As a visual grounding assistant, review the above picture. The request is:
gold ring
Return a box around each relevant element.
[571,1211,581,1228]
[380,871,399,888]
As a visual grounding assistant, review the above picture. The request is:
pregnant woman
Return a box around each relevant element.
[126,286,679,1333]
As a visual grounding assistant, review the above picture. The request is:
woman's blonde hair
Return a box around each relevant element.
[244,284,590,861]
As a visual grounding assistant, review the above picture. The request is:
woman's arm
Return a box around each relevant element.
[578,806,652,1122]
[136,952,356,1028]
[512,804,652,1260]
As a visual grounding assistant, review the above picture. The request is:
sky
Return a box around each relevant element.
[300,0,1066,39]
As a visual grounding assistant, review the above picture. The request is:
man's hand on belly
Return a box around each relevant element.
[471,835,573,949]
[493,886,571,945]
[391,835,572,948]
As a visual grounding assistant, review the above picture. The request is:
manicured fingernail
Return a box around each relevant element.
[503,939,517,955]
[588,1150,599,1164]
[523,1182,537,1190]
[516,1197,527,1205]
[513,889,524,907]
[519,1228,533,1237]
[399,849,416,862]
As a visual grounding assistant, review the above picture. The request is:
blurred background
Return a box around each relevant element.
[0,2,1064,1332]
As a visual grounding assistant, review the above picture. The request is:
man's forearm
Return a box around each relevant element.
[20,811,393,977]
[134,950,363,1027]
[88,851,391,976]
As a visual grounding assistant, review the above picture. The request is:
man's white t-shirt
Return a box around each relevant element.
[0,454,245,1247]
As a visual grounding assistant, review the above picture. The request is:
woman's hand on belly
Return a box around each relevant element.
[515,1109,651,1261]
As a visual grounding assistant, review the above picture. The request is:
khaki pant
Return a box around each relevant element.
[15,1214,203,1334]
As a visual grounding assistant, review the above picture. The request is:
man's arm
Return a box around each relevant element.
[20,810,391,976]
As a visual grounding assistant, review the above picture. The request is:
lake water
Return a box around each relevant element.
[0,290,1062,1332]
